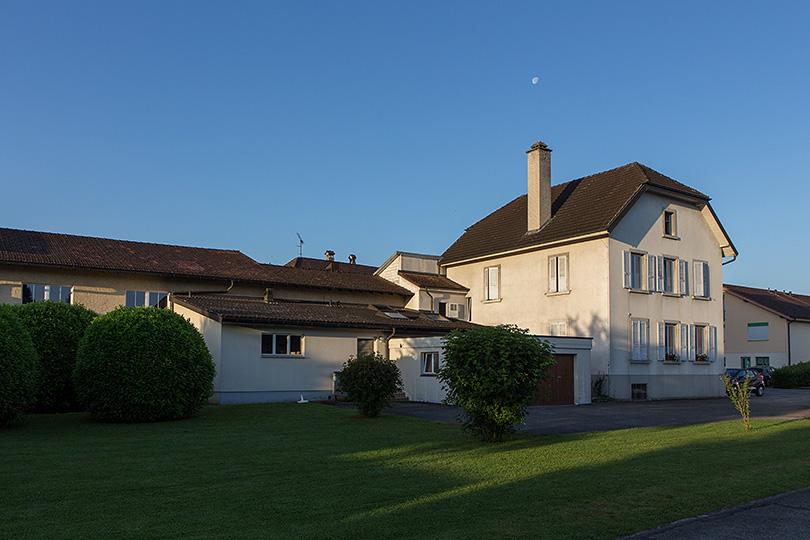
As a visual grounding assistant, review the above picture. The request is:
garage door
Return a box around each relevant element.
[532,354,575,405]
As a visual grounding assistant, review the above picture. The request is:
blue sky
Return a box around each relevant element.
[2,1,808,291]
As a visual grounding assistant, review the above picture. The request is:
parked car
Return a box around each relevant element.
[748,366,775,387]
[724,368,765,396]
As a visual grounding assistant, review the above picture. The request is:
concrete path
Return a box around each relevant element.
[380,389,810,539]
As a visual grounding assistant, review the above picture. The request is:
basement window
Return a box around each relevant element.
[262,334,303,356]
[631,383,648,401]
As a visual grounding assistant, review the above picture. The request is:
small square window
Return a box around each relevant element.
[631,383,648,401]
[421,352,439,375]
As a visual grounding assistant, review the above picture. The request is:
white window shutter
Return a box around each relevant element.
[710,326,717,361]
[658,322,665,361]
[631,320,639,359]
[703,263,711,298]
[657,256,664,292]
[558,255,567,291]
[680,323,688,361]
[679,259,688,296]
[624,251,632,288]
[694,261,703,297]
[548,257,557,293]
[648,255,657,292]
[641,320,648,360]
[688,325,695,361]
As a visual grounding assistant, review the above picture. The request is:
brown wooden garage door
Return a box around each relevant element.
[532,354,575,405]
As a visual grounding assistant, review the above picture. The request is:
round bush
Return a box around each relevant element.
[338,353,402,417]
[16,301,96,413]
[74,307,215,422]
[0,304,39,426]
[772,362,810,388]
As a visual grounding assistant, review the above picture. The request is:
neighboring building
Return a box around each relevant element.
[376,252,470,316]
[439,142,738,400]
[723,284,810,369]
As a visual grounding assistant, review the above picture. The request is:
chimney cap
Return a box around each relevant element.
[527,141,551,153]
[324,250,335,261]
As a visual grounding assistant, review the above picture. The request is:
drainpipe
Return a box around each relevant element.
[423,288,435,313]
[722,254,737,266]
[384,327,397,360]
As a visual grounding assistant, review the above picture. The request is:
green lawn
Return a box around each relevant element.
[3,404,810,540]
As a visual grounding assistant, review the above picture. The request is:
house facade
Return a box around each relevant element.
[723,284,810,369]
[440,142,737,400]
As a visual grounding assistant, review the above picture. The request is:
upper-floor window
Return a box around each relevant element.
[126,290,167,308]
[421,352,439,375]
[663,210,677,237]
[624,251,645,290]
[262,334,303,356]
[484,266,500,301]
[747,322,769,341]
[22,283,72,304]
[693,261,711,299]
[662,257,677,294]
[548,254,568,293]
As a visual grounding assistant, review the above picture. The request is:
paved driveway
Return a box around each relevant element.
[385,388,810,434]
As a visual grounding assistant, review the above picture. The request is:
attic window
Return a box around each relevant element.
[663,210,677,238]
[381,309,408,320]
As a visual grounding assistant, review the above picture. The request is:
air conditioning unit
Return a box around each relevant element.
[447,303,461,319]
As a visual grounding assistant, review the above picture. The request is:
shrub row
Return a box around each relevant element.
[771,362,810,388]
[0,304,39,426]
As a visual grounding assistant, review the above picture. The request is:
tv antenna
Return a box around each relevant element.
[296,233,304,258]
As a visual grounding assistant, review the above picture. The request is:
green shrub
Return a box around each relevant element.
[15,301,96,413]
[0,304,39,426]
[772,362,810,388]
[439,324,555,442]
[338,353,402,417]
[73,307,215,423]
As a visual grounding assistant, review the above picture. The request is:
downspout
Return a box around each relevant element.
[722,255,737,266]
[423,288,435,313]
[384,327,397,360]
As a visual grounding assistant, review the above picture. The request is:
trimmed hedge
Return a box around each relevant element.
[15,301,96,413]
[0,304,39,426]
[338,353,402,417]
[74,307,215,423]
[771,362,810,388]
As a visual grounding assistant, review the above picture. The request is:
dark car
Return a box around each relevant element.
[724,368,765,396]
[749,366,775,387]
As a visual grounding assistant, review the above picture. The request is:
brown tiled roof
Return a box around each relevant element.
[398,271,469,291]
[441,162,711,264]
[724,284,810,321]
[171,293,478,333]
[0,227,272,283]
[264,264,411,295]
[285,257,378,274]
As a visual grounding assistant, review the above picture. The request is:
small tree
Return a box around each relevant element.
[338,353,402,417]
[0,304,39,426]
[16,301,96,413]
[721,373,752,430]
[439,324,555,442]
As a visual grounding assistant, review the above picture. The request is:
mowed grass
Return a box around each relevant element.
[3,404,810,540]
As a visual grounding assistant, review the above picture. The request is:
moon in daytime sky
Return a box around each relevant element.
[531,76,539,84]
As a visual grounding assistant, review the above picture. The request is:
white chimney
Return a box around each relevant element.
[527,141,552,232]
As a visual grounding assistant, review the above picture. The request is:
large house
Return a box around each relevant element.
[438,142,737,400]
[0,227,592,404]
[723,284,810,369]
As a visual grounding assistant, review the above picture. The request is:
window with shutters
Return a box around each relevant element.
[678,259,689,296]
[484,266,500,301]
[658,322,679,361]
[631,319,649,361]
[662,257,677,294]
[747,322,769,341]
[693,260,711,299]
[624,251,646,291]
[548,254,568,294]
[690,324,717,361]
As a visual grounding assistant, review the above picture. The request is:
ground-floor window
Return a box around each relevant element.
[741,356,751,368]
[262,334,303,356]
[631,383,648,401]
[357,338,375,357]
[126,290,167,308]
[756,356,770,366]
[631,319,649,361]
[23,283,72,304]
[421,352,439,375]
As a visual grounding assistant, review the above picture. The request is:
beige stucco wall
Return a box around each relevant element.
[789,322,810,366]
[0,264,263,313]
[445,237,611,373]
[608,193,726,398]
[174,303,224,403]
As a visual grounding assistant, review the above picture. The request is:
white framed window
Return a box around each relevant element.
[357,338,375,357]
[662,257,677,294]
[631,319,649,361]
[548,254,568,293]
[484,266,500,301]
[658,321,679,361]
[22,283,72,304]
[690,324,716,361]
[549,321,567,336]
[125,290,167,308]
[421,351,439,375]
[624,251,646,290]
[261,334,304,356]
[747,322,769,341]
[693,261,711,298]
[663,210,677,237]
